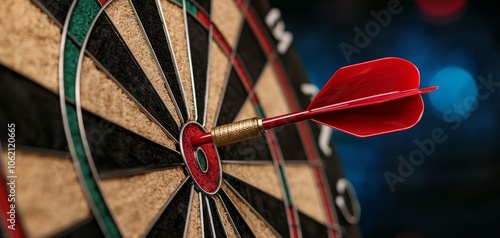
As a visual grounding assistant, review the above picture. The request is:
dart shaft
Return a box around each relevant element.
[191,110,310,147]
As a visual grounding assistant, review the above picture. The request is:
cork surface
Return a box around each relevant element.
[212,0,244,48]
[285,164,327,224]
[80,57,177,150]
[213,195,238,237]
[1,150,90,237]
[255,63,291,117]
[205,41,229,130]
[223,163,282,200]
[222,182,278,237]
[160,0,196,121]
[0,0,60,94]
[105,0,181,126]
[100,167,185,237]
[186,188,201,238]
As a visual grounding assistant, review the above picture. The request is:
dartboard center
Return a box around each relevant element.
[180,122,222,194]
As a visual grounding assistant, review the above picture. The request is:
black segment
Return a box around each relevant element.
[82,111,183,179]
[218,136,273,162]
[192,0,211,14]
[147,180,191,237]
[0,64,68,152]
[236,22,267,84]
[223,174,289,237]
[130,0,188,122]
[32,0,72,26]
[217,192,256,238]
[206,196,228,238]
[86,14,179,137]
[216,69,247,126]
[186,14,210,124]
[298,212,328,238]
[273,125,307,161]
[201,196,214,238]
[53,217,104,238]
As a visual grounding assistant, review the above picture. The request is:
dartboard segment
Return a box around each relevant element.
[205,41,230,131]
[219,185,277,237]
[100,168,186,237]
[222,164,282,199]
[186,187,202,237]
[144,178,192,237]
[211,0,244,48]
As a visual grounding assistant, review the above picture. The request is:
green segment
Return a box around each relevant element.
[196,148,208,172]
[62,0,121,236]
[172,0,197,15]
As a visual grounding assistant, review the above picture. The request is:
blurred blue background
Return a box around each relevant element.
[269,0,500,237]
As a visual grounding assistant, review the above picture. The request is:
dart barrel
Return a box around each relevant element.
[211,117,266,146]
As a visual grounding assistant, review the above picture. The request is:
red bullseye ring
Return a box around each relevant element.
[180,122,222,194]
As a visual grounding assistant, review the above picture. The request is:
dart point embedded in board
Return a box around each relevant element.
[191,57,438,147]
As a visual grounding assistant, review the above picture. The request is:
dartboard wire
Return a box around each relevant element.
[222,179,281,236]
[215,193,256,238]
[199,191,206,238]
[142,176,190,236]
[182,184,196,238]
[156,0,192,122]
[234,3,343,237]
[221,160,274,165]
[203,195,217,237]
[182,0,199,122]
[206,195,229,238]
[201,17,213,126]
[58,0,120,236]
[128,0,185,126]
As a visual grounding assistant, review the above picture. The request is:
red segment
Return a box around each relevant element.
[98,0,107,5]
[181,123,221,194]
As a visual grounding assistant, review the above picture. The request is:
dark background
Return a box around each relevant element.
[268,0,500,237]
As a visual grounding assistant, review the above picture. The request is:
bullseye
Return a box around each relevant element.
[180,122,222,194]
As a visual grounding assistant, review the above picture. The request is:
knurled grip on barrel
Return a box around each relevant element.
[211,117,265,147]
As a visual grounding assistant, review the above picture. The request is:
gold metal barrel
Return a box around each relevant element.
[211,117,265,147]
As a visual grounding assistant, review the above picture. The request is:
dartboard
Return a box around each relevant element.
[0,0,361,237]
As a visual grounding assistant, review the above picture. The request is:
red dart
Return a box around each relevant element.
[191,57,438,147]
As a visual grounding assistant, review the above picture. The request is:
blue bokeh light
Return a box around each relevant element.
[428,67,477,119]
